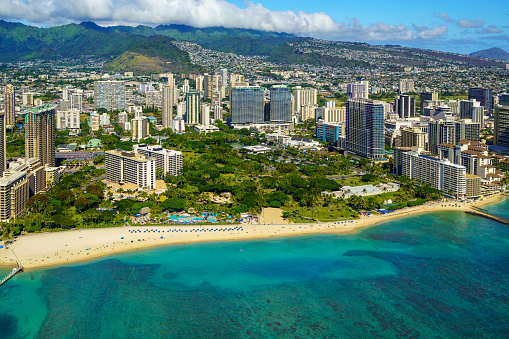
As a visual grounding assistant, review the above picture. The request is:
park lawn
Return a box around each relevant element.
[318,96,345,107]
[337,177,380,187]
[182,151,198,162]
[441,94,468,100]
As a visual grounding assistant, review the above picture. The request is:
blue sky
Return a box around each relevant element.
[0,0,507,54]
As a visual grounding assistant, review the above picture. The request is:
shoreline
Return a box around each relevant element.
[1,194,505,271]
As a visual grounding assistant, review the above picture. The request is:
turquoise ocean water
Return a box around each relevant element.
[2,200,509,338]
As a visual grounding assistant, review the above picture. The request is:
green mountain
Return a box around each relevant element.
[0,20,504,72]
[80,22,296,57]
[104,36,201,75]
[0,20,149,61]
[0,20,200,74]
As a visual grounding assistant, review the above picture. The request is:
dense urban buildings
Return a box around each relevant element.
[23,105,56,167]
[347,83,368,99]
[0,112,5,176]
[420,92,438,111]
[468,87,493,113]
[394,95,415,118]
[345,99,385,160]
[399,79,415,93]
[460,99,484,127]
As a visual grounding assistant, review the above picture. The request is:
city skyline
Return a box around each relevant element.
[0,0,506,54]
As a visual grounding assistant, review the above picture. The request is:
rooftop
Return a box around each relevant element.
[107,149,150,161]
[0,172,26,186]
[23,105,56,114]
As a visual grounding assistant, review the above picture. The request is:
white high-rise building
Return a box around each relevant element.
[162,85,174,129]
[132,116,149,141]
[94,81,126,111]
[172,117,185,134]
[293,86,317,121]
[195,75,204,93]
[22,93,34,107]
[133,144,183,176]
[182,80,190,94]
[56,110,80,131]
[201,104,210,126]
[213,105,223,121]
[100,113,110,127]
[90,113,100,131]
[176,102,186,119]
[399,79,415,94]
[347,83,367,99]
[315,107,346,123]
[118,112,129,125]
[402,149,466,199]
[105,150,156,189]
[361,80,369,99]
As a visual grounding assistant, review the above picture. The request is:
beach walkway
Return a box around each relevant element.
[0,249,23,287]
[465,206,509,225]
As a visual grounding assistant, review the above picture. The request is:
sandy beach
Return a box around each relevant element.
[0,194,505,270]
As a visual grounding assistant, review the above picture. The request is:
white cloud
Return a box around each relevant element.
[457,19,484,29]
[0,0,448,42]
[476,25,502,34]
[435,12,454,23]
[0,0,339,34]
[327,19,447,41]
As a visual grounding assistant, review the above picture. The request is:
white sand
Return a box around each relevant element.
[258,207,289,225]
[0,194,504,270]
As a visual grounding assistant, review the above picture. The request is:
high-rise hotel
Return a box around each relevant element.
[23,105,56,167]
[345,99,385,160]
[4,84,16,129]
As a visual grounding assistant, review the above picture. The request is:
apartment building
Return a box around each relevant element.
[402,150,466,199]
[401,127,426,149]
[4,84,15,128]
[94,81,126,111]
[132,116,149,141]
[56,110,80,132]
[23,105,56,167]
[133,144,183,176]
[105,150,156,189]
[293,86,317,121]
[0,172,29,221]
[4,158,45,196]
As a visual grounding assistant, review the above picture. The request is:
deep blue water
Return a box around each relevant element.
[2,200,509,338]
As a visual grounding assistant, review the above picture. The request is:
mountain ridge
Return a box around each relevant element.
[0,20,505,71]
[470,47,509,61]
